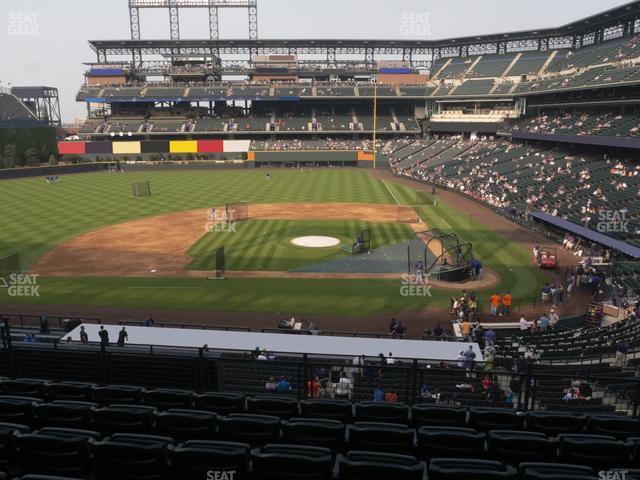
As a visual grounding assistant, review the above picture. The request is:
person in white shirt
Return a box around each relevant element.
[520,316,530,332]
[387,353,395,365]
[334,372,352,399]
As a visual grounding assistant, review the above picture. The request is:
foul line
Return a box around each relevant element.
[440,217,452,229]
[380,179,400,205]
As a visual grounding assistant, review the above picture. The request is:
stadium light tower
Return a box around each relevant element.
[128,0,258,40]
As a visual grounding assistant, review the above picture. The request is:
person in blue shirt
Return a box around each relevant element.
[373,386,385,402]
[538,313,550,331]
[276,376,290,392]
[484,327,496,346]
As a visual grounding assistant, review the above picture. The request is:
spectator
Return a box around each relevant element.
[490,292,501,316]
[143,317,155,327]
[79,325,88,344]
[538,313,550,331]
[306,376,320,398]
[434,323,444,339]
[98,326,109,346]
[549,309,560,329]
[117,327,128,347]
[614,339,628,366]
[39,315,50,335]
[265,376,277,392]
[334,371,352,399]
[502,291,512,316]
[484,327,496,346]
[276,376,291,392]
[519,315,530,332]
[387,352,395,365]
[373,385,385,402]
[460,318,472,341]
[384,389,398,402]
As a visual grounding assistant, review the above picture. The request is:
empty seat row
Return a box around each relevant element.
[2,389,640,438]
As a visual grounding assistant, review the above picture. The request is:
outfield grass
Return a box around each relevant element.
[0,168,550,315]
[187,219,413,271]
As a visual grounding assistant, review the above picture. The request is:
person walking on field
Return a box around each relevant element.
[502,291,512,316]
[489,292,501,317]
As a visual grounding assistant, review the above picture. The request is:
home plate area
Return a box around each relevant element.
[290,236,341,248]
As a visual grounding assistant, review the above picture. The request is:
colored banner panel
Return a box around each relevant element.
[223,140,251,153]
[85,142,113,154]
[170,140,198,153]
[246,151,255,161]
[197,140,224,153]
[141,140,170,154]
[357,151,375,161]
[57,141,86,155]
[112,141,141,155]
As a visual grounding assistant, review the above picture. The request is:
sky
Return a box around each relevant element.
[0,0,633,123]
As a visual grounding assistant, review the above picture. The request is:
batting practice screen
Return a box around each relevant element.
[132,181,152,198]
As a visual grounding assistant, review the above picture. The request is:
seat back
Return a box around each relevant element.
[428,458,517,480]
[348,422,415,454]
[246,396,299,419]
[15,432,91,477]
[218,414,280,446]
[300,399,354,423]
[93,405,156,435]
[354,402,410,424]
[143,389,193,411]
[92,385,145,406]
[193,392,245,416]
[469,408,524,431]
[417,426,485,459]
[170,441,250,480]
[411,405,467,428]
[488,430,557,463]
[339,451,424,480]
[526,412,586,436]
[251,444,333,480]
[154,409,216,441]
[281,418,345,451]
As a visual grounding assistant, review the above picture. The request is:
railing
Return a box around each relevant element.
[0,339,637,415]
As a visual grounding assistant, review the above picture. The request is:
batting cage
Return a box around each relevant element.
[225,202,249,224]
[0,252,21,279]
[407,229,474,281]
[132,181,152,198]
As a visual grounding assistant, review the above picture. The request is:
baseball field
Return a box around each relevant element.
[0,168,551,317]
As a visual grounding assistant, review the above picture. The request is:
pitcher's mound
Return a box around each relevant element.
[291,236,341,248]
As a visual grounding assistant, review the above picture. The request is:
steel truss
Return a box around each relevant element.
[128,0,258,40]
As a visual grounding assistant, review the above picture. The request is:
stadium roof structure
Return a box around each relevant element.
[89,0,640,71]
[530,211,640,259]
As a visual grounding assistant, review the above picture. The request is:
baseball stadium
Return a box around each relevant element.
[1,0,640,478]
